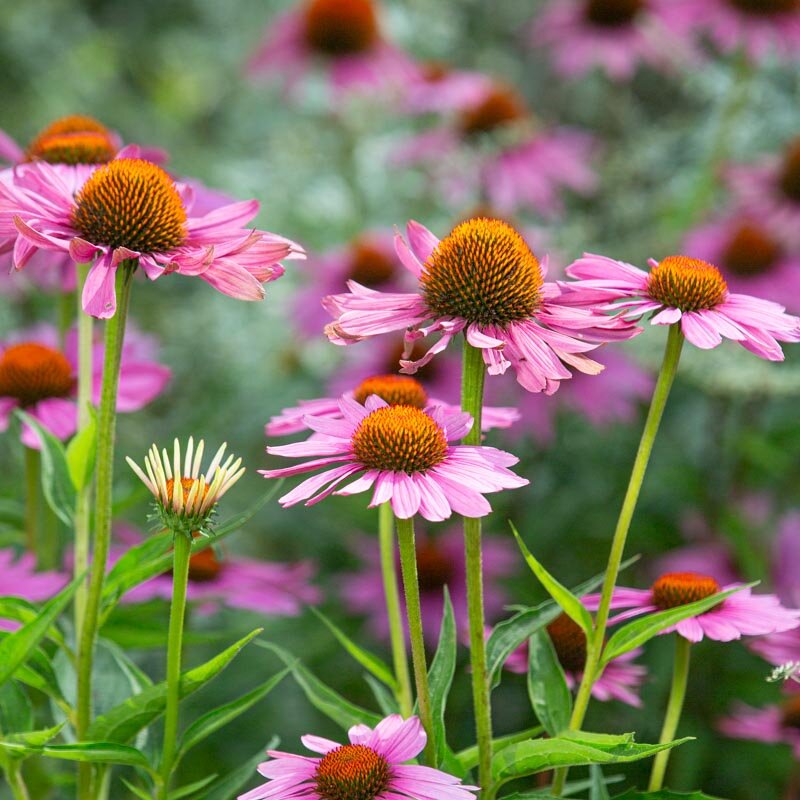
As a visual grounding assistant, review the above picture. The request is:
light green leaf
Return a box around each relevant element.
[202,744,275,800]
[169,773,220,799]
[65,408,97,491]
[428,589,456,767]
[4,723,65,756]
[527,631,571,736]
[601,584,753,664]
[510,523,593,635]
[310,607,397,690]
[455,726,544,772]
[364,674,399,717]
[0,598,67,650]
[0,740,150,768]
[121,778,154,800]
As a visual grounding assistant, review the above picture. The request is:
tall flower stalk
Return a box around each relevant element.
[22,447,40,560]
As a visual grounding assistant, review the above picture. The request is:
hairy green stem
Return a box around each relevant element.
[461,339,493,797]
[553,324,684,796]
[395,514,436,765]
[57,289,73,351]
[75,264,134,800]
[159,532,192,798]
[649,636,691,791]
[378,502,414,718]
[23,447,40,560]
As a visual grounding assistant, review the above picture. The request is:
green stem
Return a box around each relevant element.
[648,636,691,791]
[553,324,684,796]
[460,339,493,798]
[73,263,94,645]
[5,762,30,800]
[57,289,74,351]
[75,264,135,800]
[23,447,40,559]
[159,532,192,798]
[378,502,414,718]
[395,514,436,765]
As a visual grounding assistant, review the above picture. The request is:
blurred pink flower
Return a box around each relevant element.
[0,549,68,631]
[719,699,800,757]
[341,526,516,641]
[0,324,170,449]
[403,62,494,114]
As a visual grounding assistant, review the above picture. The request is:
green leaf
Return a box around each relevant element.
[492,731,693,784]
[4,723,65,752]
[310,607,397,690]
[455,726,544,772]
[15,410,76,525]
[0,682,33,735]
[65,408,97,491]
[527,631,571,736]
[428,589,457,767]
[121,778,154,800]
[258,642,381,730]
[87,629,262,743]
[202,744,275,800]
[0,740,150,768]
[510,523,593,635]
[0,573,81,690]
[590,765,611,800]
[177,667,290,760]
[0,499,24,529]
[169,773,220,799]
[501,773,626,799]
[363,674,399,717]
[601,584,753,664]
[613,792,727,800]
[0,598,67,650]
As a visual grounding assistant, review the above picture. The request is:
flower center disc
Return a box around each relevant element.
[646,255,728,312]
[651,572,721,610]
[721,223,781,276]
[25,115,116,165]
[415,540,454,592]
[351,405,448,473]
[460,86,527,137]
[781,696,800,730]
[348,240,396,287]
[303,0,379,55]
[585,0,644,25]
[729,0,799,15]
[547,613,588,672]
[0,343,74,406]
[779,139,800,203]
[188,537,222,582]
[72,158,187,253]
[314,744,390,800]
[352,375,428,408]
[420,217,543,327]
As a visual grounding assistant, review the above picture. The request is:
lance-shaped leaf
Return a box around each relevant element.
[527,630,571,736]
[613,792,727,799]
[203,742,277,800]
[590,764,611,800]
[168,773,220,799]
[65,408,97,491]
[0,740,150,768]
[455,726,544,772]
[427,589,456,768]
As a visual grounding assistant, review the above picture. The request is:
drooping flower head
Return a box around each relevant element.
[238,714,477,800]
[0,324,170,448]
[266,373,519,436]
[584,571,800,643]
[0,549,68,631]
[566,253,800,359]
[504,612,647,707]
[325,218,638,394]
[127,438,245,539]
[261,395,527,521]
[0,156,303,317]
[719,697,800,758]
[247,0,418,98]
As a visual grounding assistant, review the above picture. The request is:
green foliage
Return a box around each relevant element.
[65,408,97,492]
[427,588,457,769]
[526,630,571,736]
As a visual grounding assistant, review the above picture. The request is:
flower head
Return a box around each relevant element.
[566,252,800,360]
[325,218,638,395]
[0,549,68,631]
[261,395,527,521]
[719,698,800,758]
[238,714,477,800]
[0,156,303,318]
[584,572,800,643]
[127,438,245,539]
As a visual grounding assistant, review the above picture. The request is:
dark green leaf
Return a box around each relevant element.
[428,589,456,767]
[455,726,544,771]
[0,682,33,735]
[202,744,275,800]
[527,631,571,736]
[0,740,150,768]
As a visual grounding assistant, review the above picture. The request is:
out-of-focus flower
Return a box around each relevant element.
[341,526,516,640]
[261,395,527,521]
[584,572,800,643]
[683,215,800,311]
[0,157,303,318]
[0,549,68,631]
[403,62,494,114]
[325,218,638,394]
[719,698,800,757]
[246,0,418,99]
[566,253,800,359]
[530,0,682,81]
[504,612,647,707]
[394,83,597,217]
[238,714,478,800]
[0,324,170,449]
[266,373,519,436]
[126,437,245,538]
[656,0,800,63]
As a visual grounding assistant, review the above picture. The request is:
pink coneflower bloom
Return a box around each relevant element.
[719,698,800,757]
[0,548,68,631]
[238,714,478,800]
[584,572,800,643]
[403,62,494,114]
[260,395,527,521]
[682,215,800,312]
[504,613,647,707]
[0,157,303,318]
[655,0,800,63]
[325,218,638,394]
[341,526,516,640]
[0,324,170,449]
[394,84,597,217]
[266,373,519,436]
[246,0,418,99]
[726,139,800,250]
[566,253,800,359]
[530,0,680,81]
